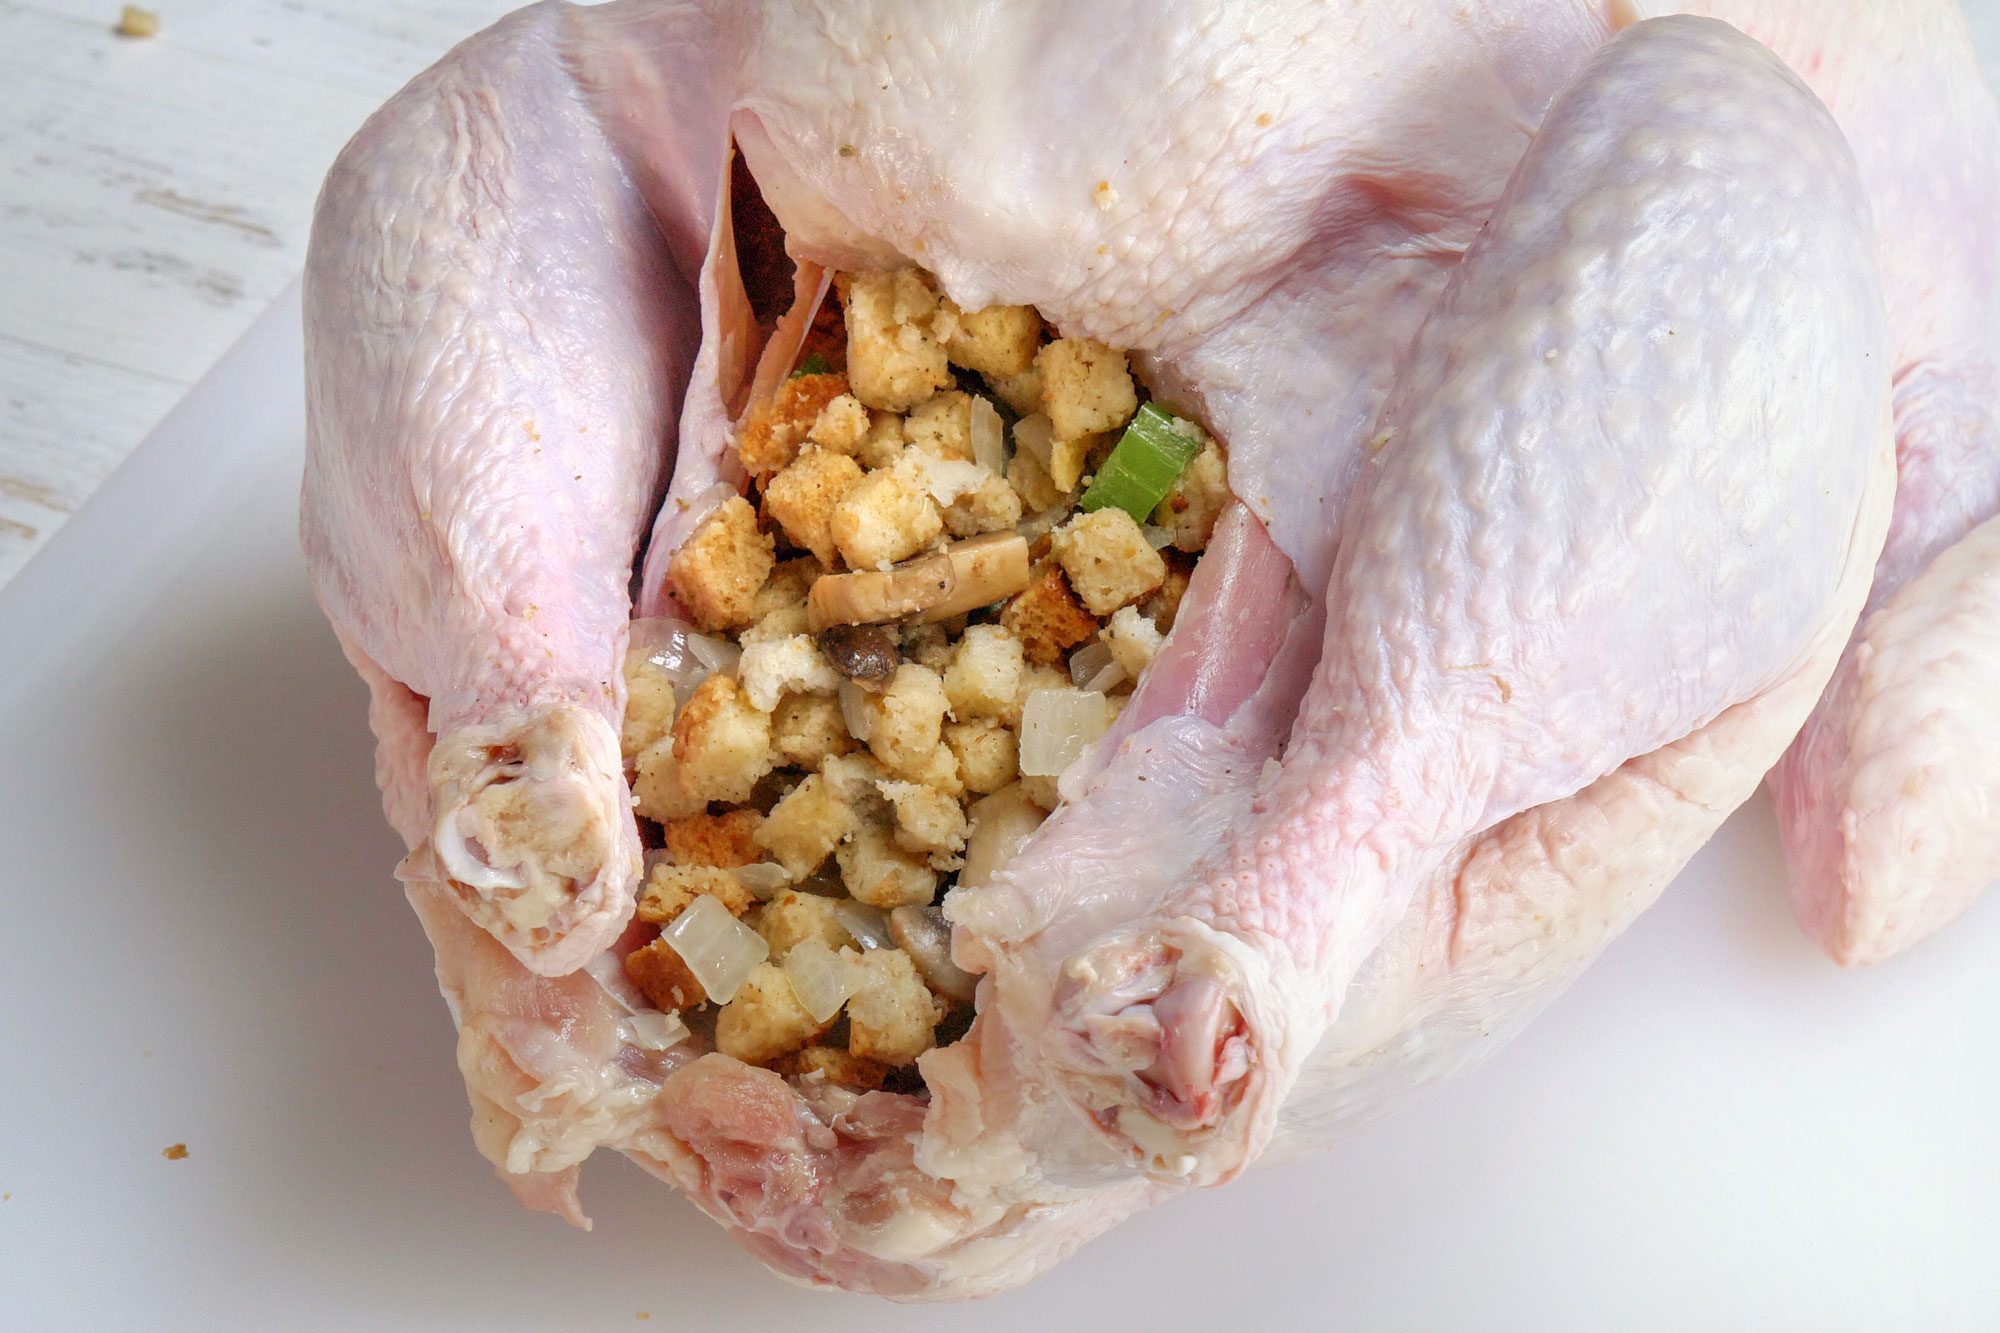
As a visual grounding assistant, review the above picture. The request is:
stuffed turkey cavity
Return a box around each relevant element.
[302,0,2000,1304]
[619,258,1229,1093]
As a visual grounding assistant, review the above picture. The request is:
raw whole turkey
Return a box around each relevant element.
[300,0,2000,1299]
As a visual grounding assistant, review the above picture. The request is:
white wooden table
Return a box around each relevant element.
[0,0,513,588]
[2,1,1997,592]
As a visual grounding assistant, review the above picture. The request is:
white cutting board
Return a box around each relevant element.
[0,286,1994,1332]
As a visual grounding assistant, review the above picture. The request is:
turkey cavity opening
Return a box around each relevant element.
[617,260,1229,1094]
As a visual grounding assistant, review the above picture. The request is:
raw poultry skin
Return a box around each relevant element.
[298,0,1994,1299]
[1710,0,2000,966]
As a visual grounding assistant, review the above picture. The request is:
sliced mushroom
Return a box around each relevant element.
[887,904,977,1004]
[818,623,900,681]
[806,532,1031,629]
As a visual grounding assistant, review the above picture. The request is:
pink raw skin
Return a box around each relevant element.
[301,0,1989,1299]
[1022,17,1891,1185]
[302,3,721,977]
[1702,0,2000,966]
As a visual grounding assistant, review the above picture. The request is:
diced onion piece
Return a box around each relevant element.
[662,893,769,1004]
[781,939,856,1023]
[1013,412,1055,470]
[1018,687,1115,777]
[1084,661,1125,693]
[1069,640,1116,688]
[629,616,696,675]
[1079,403,1204,522]
[688,631,742,676]
[961,783,1048,888]
[1142,523,1174,550]
[619,1009,690,1053]
[732,862,792,900]
[623,646,677,703]
[887,905,977,1004]
[833,899,893,951]
[970,396,1006,474]
[629,615,740,699]
[839,680,876,743]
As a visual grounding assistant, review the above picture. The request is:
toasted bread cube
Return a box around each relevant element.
[1051,508,1166,616]
[984,365,1044,418]
[637,862,755,924]
[671,675,775,804]
[863,664,950,778]
[782,1044,889,1090]
[1047,433,1097,494]
[903,741,964,800]
[753,889,854,957]
[1006,444,1068,513]
[946,718,1018,794]
[1015,407,1093,493]
[879,780,969,860]
[1001,563,1099,664]
[742,601,812,644]
[754,773,855,879]
[942,300,1040,378]
[1037,337,1136,444]
[1151,438,1229,552]
[771,693,854,769]
[904,391,974,462]
[887,447,993,516]
[808,392,870,454]
[819,751,892,810]
[715,962,824,1064]
[737,633,841,713]
[1105,605,1166,680]
[838,820,938,909]
[662,809,764,869]
[943,473,1024,539]
[667,497,774,632]
[842,269,954,411]
[856,410,906,469]
[749,555,824,622]
[621,650,678,760]
[943,624,1026,721]
[633,740,706,822]
[738,372,849,479]
[847,948,946,1065]
[765,446,865,566]
[830,468,942,570]
[624,937,705,1012]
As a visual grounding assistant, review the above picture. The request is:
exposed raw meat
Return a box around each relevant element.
[301,0,1995,1299]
